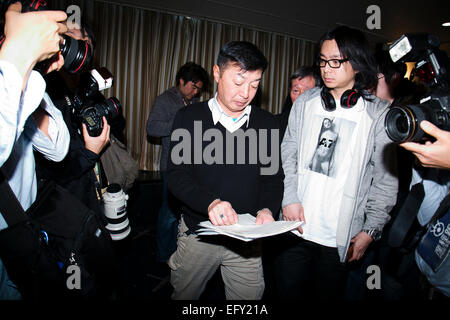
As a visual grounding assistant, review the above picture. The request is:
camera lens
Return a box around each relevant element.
[99,97,122,121]
[395,114,409,135]
[384,104,442,143]
[385,107,415,143]
[60,35,92,73]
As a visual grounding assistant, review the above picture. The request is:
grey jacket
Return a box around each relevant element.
[281,87,399,262]
[146,87,198,171]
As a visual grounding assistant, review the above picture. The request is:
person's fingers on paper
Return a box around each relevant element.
[217,211,226,225]
[282,202,301,221]
[208,199,222,225]
[220,205,238,226]
[255,209,274,225]
[208,204,221,226]
[208,211,219,226]
[207,200,236,226]
[297,206,306,234]
[211,206,225,226]
[282,202,305,233]
[229,207,238,225]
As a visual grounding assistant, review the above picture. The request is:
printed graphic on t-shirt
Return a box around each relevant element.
[307,116,356,177]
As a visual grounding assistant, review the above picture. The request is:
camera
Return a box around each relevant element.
[384,34,450,143]
[56,34,92,74]
[68,67,122,137]
[0,0,92,74]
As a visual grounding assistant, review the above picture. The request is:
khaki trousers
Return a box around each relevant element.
[168,218,265,300]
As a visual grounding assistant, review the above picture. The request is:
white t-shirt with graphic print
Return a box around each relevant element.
[294,95,372,247]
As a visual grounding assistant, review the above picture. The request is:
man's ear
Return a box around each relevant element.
[213,64,221,83]
[179,78,185,87]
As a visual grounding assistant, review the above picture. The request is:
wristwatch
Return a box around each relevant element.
[362,228,382,241]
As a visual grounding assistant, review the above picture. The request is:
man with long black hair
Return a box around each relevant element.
[276,25,398,299]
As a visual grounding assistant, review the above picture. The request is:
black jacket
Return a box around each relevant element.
[35,72,103,215]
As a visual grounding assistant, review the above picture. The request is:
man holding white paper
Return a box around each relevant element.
[167,41,284,300]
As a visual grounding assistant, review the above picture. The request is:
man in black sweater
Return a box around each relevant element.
[167,41,284,300]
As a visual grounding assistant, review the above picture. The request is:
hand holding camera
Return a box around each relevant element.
[66,67,122,137]
[400,120,450,169]
[0,2,67,80]
[82,116,111,154]
[1,0,93,77]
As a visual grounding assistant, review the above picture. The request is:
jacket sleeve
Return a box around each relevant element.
[26,93,70,162]
[364,107,399,230]
[167,110,219,216]
[146,93,179,138]
[0,63,46,166]
[281,96,303,208]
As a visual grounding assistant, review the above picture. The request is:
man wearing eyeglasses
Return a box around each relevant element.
[276,25,398,299]
[146,61,210,263]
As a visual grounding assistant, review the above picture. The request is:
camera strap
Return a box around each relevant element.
[388,182,425,249]
[0,169,28,227]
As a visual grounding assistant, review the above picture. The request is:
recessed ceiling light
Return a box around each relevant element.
[443,22,450,27]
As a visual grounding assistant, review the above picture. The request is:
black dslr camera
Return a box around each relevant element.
[68,67,122,137]
[384,34,450,143]
[0,0,92,74]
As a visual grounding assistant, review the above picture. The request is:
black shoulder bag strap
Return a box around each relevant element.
[0,169,28,226]
[388,181,425,249]
[428,192,450,224]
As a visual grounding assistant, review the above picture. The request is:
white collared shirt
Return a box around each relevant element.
[0,61,70,229]
[208,94,251,133]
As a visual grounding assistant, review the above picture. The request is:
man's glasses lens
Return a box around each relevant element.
[319,59,348,68]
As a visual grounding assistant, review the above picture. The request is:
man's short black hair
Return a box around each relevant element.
[318,25,378,95]
[79,20,96,51]
[217,41,268,73]
[176,61,210,90]
[374,46,406,85]
[289,66,321,90]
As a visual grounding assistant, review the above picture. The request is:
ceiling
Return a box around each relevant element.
[106,0,450,53]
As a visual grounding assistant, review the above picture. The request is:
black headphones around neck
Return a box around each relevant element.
[320,87,360,111]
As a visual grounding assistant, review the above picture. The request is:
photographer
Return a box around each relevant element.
[35,21,111,217]
[34,19,123,298]
[383,33,450,299]
[384,33,450,170]
[0,2,69,299]
[410,166,449,298]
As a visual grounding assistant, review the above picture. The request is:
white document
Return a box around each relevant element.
[197,213,304,242]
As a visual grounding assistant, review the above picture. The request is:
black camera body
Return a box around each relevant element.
[384,34,450,143]
[68,68,122,137]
